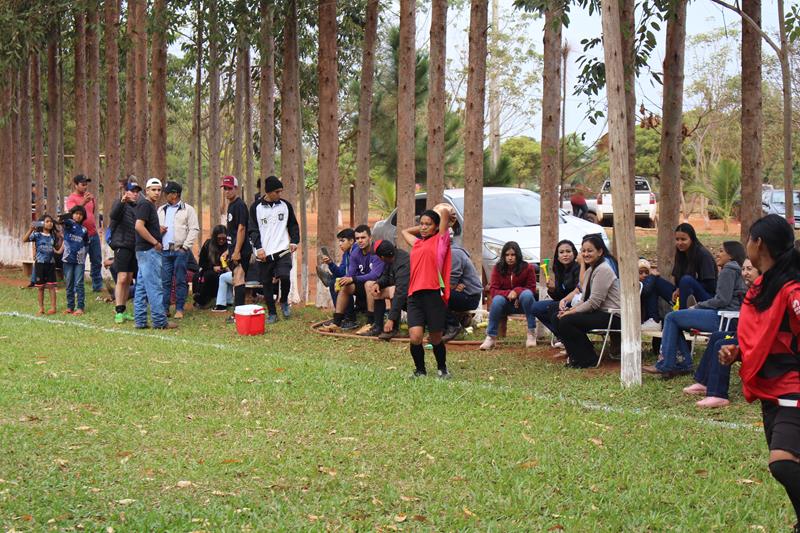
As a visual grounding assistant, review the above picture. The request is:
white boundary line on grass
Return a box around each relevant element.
[1,311,760,433]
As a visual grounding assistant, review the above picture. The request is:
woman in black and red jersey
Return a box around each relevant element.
[720,214,800,532]
[400,204,455,379]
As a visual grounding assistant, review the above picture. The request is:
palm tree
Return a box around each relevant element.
[686,158,742,233]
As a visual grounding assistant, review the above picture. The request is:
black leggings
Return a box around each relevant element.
[260,258,291,314]
[554,310,620,367]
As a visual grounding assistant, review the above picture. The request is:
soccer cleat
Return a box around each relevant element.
[378,328,399,341]
[437,369,452,380]
[410,370,427,378]
[266,314,278,325]
[341,319,358,331]
[114,312,125,324]
[280,302,291,318]
[212,305,228,313]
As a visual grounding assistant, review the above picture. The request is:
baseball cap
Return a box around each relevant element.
[221,175,238,188]
[375,240,395,258]
[125,176,141,191]
[145,178,163,189]
[163,181,182,195]
[73,174,91,184]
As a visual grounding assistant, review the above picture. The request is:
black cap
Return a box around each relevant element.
[163,181,183,195]
[265,175,283,193]
[375,240,396,258]
[73,174,91,184]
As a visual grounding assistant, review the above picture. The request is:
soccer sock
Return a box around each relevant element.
[769,460,800,521]
[366,311,374,325]
[333,312,344,326]
[279,276,290,303]
[410,343,426,373]
[373,300,387,329]
[432,342,447,372]
[115,305,125,314]
[234,285,245,307]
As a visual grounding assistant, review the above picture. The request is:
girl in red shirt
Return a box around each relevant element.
[401,204,454,379]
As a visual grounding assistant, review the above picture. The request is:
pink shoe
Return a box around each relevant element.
[682,383,707,395]
[696,396,730,408]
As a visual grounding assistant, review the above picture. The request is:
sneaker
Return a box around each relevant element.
[123,312,135,321]
[154,322,178,330]
[437,369,452,380]
[355,323,375,336]
[441,325,463,343]
[696,396,730,408]
[378,328,399,341]
[173,310,184,320]
[281,302,291,318]
[553,341,564,349]
[266,314,278,324]
[135,324,149,329]
[212,305,228,313]
[73,309,85,316]
[682,383,707,395]
[225,315,236,324]
[410,370,427,378]
[318,323,342,333]
[114,312,125,324]
[641,365,662,375]
[641,319,662,332]
[525,331,537,348]
[341,319,358,331]
[479,336,496,351]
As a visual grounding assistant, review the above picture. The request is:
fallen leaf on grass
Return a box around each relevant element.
[548,525,565,531]
[451,476,467,482]
[274,368,286,373]
[400,495,419,502]
[35,360,47,365]
[18,415,40,422]
[695,469,708,477]
[463,507,478,518]
[412,515,427,522]
[371,496,383,506]
[587,420,613,430]
[737,478,761,485]
[588,438,604,447]
[55,458,69,470]
[176,480,194,489]
[115,499,136,505]
[522,433,536,444]
[317,466,337,476]
[518,460,539,469]
[221,458,242,464]
[394,514,407,523]
[308,514,320,521]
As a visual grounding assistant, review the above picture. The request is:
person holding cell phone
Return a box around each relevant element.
[23,214,62,315]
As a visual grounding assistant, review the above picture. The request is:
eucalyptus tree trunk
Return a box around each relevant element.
[18,67,32,235]
[396,0,416,249]
[47,31,60,214]
[657,0,687,281]
[32,54,45,218]
[0,81,12,236]
[233,32,245,185]
[194,0,204,238]
[620,0,636,189]
[740,0,762,241]
[149,0,168,182]
[244,48,255,202]
[104,0,122,213]
[280,0,301,204]
[86,2,101,202]
[778,0,794,225]
[124,6,135,177]
[259,0,275,184]
[488,0,500,169]
[354,0,379,222]
[426,0,446,209]
[74,10,88,176]
[132,0,149,179]
[464,0,488,275]
[209,0,222,223]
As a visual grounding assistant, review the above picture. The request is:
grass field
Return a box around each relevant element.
[0,269,795,531]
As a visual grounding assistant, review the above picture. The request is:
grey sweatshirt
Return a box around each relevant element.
[450,246,483,297]
[572,261,621,314]
[695,261,745,311]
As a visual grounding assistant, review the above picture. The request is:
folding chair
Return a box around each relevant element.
[588,282,643,368]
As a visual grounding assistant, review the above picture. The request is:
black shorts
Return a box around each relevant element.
[259,253,292,283]
[34,262,57,287]
[762,399,800,457]
[113,247,137,274]
[407,289,447,332]
[229,247,252,274]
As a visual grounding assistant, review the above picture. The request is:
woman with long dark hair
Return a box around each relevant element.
[479,241,538,350]
[193,225,229,308]
[530,239,580,340]
[672,222,717,308]
[552,234,620,368]
[720,215,800,531]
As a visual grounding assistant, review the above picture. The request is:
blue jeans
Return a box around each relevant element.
[694,331,736,399]
[487,290,536,337]
[135,248,167,328]
[216,271,234,306]
[657,308,722,372]
[641,275,675,321]
[446,290,482,329]
[162,249,189,312]
[63,262,85,310]
[531,299,559,335]
[677,275,713,309]
[87,233,103,292]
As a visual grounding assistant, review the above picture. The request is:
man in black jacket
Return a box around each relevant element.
[357,240,410,340]
[108,176,141,324]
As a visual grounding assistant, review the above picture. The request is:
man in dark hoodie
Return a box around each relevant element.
[442,241,483,341]
[357,240,410,339]
[108,176,142,324]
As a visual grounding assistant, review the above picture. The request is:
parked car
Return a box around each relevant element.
[596,177,658,228]
[371,187,610,280]
[560,190,603,224]
[762,189,800,228]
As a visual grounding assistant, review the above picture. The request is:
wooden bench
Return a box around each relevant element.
[22,260,34,277]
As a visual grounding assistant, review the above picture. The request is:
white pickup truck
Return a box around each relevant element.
[596,177,658,228]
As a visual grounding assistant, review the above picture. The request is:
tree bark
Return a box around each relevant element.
[740,0,762,241]
[244,47,255,203]
[1,80,12,234]
[280,0,301,204]
[149,0,168,182]
[132,0,149,179]
[426,0,446,209]
[464,0,488,275]
[86,2,101,203]
[621,0,636,191]
[124,3,136,177]
[488,0,501,169]
[778,0,794,225]
[32,54,45,218]
[355,0,379,222]
[656,0,687,282]
[540,0,562,276]
[209,0,222,223]
[47,31,60,215]
[396,0,416,249]
[194,0,204,239]
[19,66,32,235]
[233,30,245,186]
[317,0,339,255]
[74,10,88,176]
[104,0,122,214]
[601,0,641,387]
[259,0,275,187]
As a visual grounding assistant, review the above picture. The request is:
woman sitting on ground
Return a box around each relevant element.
[480,241,538,350]
[531,239,581,340]
[682,258,759,408]
[643,240,747,378]
[193,225,229,309]
[552,234,620,368]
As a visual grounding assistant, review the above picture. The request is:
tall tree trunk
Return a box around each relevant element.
[779,0,794,225]
[355,0,379,221]
[601,0,641,387]
[620,0,636,193]
[233,30,245,186]
[47,31,60,215]
[105,0,122,214]
[464,0,488,275]
[259,0,275,187]
[1,80,12,236]
[426,0,446,209]
[86,2,101,203]
[740,0,762,241]
[10,74,20,235]
[488,0,501,169]
[396,0,416,249]
[209,0,221,223]
[32,54,45,218]
[244,48,255,202]
[58,51,65,205]
[560,41,569,190]
[540,0,562,281]
[19,67,32,235]
[656,0,687,282]
[280,0,301,204]
[149,0,168,181]
[317,0,339,258]
[124,6,136,177]
[132,0,148,179]
[74,10,88,176]
[194,0,204,239]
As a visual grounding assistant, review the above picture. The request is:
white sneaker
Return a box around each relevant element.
[479,336,496,350]
[525,331,537,348]
[641,319,662,332]
[553,341,564,349]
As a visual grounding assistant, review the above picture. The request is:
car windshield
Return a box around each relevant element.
[771,191,800,205]
[451,193,541,228]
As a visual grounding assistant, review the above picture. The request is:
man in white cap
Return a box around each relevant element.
[220,175,251,314]
[133,178,176,329]
[158,181,199,319]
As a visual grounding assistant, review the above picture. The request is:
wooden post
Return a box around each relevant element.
[600,0,641,387]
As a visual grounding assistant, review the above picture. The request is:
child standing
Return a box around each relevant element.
[22,215,62,315]
[62,205,90,315]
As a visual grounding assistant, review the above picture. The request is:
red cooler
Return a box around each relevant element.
[234,305,266,335]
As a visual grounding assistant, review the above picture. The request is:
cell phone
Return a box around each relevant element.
[321,246,330,258]
[34,221,44,229]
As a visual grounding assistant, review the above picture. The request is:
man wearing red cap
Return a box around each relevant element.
[221,176,251,314]
[66,174,103,292]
